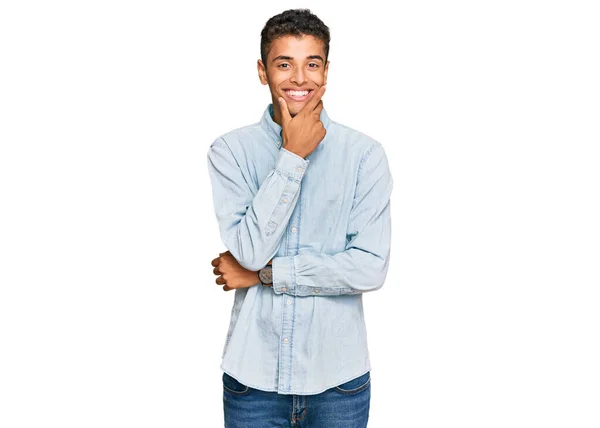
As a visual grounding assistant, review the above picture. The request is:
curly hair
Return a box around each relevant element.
[260,9,330,69]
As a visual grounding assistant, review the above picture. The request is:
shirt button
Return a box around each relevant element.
[283,337,289,344]
[296,167,302,172]
[282,198,288,204]
[281,287,287,292]
[287,299,292,305]
[314,289,320,293]
[291,227,297,233]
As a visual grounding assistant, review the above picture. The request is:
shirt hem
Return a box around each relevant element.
[220,364,372,396]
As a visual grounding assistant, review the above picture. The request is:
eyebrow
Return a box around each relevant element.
[271,55,325,63]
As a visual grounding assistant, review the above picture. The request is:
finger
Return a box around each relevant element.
[312,99,324,116]
[213,266,220,275]
[278,97,292,125]
[223,285,232,292]
[302,85,326,113]
[211,257,220,267]
[215,276,225,285]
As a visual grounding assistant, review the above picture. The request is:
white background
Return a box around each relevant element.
[1,0,599,427]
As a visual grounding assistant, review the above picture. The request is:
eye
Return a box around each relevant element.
[278,63,290,69]
[308,63,319,68]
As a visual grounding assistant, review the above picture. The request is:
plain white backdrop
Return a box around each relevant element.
[1,0,599,427]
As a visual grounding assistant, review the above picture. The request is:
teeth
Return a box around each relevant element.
[286,90,309,97]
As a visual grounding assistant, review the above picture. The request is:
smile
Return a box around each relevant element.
[284,89,312,101]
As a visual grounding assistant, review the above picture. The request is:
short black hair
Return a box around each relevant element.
[260,9,330,68]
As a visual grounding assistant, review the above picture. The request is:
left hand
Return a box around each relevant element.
[211,251,261,292]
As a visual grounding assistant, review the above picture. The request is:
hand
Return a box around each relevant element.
[278,85,327,159]
[211,250,261,292]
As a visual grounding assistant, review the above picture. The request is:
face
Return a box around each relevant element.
[257,34,329,125]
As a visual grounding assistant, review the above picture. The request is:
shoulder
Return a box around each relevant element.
[328,119,386,160]
[210,121,263,150]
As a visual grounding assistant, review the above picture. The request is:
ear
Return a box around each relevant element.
[257,59,268,85]
[323,60,330,86]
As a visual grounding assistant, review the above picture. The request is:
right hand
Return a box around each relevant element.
[278,85,327,159]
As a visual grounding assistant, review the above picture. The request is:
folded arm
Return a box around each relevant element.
[272,142,393,297]
[207,138,308,271]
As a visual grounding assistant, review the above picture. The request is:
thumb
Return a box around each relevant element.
[278,97,291,124]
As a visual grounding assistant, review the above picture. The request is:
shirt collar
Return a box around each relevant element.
[260,103,331,149]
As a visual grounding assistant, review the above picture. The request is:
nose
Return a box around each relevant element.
[290,68,307,85]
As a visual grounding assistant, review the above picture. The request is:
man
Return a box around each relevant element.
[207,9,393,428]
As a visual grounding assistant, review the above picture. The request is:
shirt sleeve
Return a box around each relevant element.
[207,138,309,271]
[271,142,393,297]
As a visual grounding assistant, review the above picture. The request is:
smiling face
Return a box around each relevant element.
[257,34,329,126]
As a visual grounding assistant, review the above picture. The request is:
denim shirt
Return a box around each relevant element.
[206,103,393,395]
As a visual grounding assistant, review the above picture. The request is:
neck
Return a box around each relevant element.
[271,99,283,127]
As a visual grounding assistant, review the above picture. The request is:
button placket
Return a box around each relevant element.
[278,192,301,392]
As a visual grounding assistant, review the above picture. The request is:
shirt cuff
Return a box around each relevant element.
[276,148,309,182]
[272,255,295,295]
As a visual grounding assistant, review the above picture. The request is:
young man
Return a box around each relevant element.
[207,9,393,428]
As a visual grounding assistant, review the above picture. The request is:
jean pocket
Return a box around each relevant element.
[222,372,250,396]
[334,371,371,395]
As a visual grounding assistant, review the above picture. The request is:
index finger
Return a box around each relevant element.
[300,85,326,114]
[211,257,220,267]
[278,97,292,126]
[312,99,324,116]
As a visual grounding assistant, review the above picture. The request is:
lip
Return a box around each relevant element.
[283,88,314,102]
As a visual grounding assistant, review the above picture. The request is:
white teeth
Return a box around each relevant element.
[286,90,309,97]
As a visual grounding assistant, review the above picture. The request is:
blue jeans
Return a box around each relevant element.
[222,371,371,428]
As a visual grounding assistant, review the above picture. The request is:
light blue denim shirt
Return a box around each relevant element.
[207,104,393,395]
